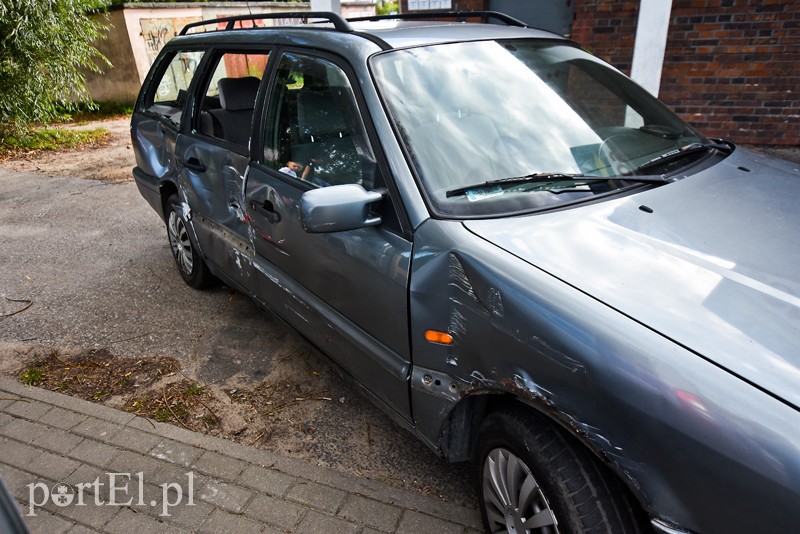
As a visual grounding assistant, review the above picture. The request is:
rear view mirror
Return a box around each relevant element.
[300,184,382,233]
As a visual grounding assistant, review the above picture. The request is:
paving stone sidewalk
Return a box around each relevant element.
[0,378,482,534]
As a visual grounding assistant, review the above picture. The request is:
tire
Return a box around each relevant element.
[476,407,647,534]
[165,194,216,289]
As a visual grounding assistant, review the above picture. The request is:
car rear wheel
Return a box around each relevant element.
[166,194,215,289]
[476,408,647,534]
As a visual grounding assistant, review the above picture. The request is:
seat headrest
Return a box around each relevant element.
[218,76,260,111]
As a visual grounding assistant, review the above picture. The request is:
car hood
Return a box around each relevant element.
[464,148,800,409]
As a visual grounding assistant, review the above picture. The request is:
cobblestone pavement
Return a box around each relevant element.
[0,378,482,533]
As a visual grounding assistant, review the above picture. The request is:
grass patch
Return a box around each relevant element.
[15,349,180,401]
[0,100,131,159]
[186,383,204,396]
[16,349,220,434]
[19,367,45,386]
[0,126,110,159]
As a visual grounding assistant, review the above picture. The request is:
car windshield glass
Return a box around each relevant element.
[371,39,711,217]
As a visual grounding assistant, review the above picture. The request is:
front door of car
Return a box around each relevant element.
[178,50,271,292]
[245,51,412,420]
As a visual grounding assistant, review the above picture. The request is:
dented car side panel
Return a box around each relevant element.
[244,163,414,419]
[131,113,180,219]
[174,134,255,291]
[408,219,800,534]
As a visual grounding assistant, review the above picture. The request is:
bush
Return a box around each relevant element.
[377,1,399,15]
[0,0,110,136]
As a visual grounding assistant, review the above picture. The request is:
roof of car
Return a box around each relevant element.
[174,12,566,51]
[351,20,564,48]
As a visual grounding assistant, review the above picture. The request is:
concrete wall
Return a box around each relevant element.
[341,1,379,18]
[86,2,317,103]
[86,8,140,103]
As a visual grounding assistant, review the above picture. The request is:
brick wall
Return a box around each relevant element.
[664,1,799,145]
[572,1,639,73]
[573,0,800,146]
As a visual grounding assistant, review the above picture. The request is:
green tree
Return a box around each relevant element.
[0,0,110,135]
[377,1,399,15]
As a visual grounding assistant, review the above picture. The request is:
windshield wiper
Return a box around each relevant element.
[633,140,733,174]
[445,172,669,198]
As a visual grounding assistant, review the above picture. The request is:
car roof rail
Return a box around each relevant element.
[347,10,528,28]
[179,11,354,36]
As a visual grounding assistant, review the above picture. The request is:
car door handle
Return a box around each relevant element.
[250,200,281,223]
[179,157,206,173]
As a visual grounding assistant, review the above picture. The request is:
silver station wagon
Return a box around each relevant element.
[131,11,800,534]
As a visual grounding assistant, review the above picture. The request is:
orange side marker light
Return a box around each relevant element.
[425,330,454,345]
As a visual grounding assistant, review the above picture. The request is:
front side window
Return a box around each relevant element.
[372,40,710,217]
[197,51,270,146]
[264,53,376,188]
[147,50,205,125]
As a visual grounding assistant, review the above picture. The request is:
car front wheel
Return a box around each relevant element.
[165,194,215,289]
[476,407,647,534]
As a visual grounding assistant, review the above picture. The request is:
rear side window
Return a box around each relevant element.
[146,50,205,126]
[197,51,270,147]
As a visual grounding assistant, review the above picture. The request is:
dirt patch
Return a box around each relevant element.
[16,348,180,402]
[0,118,134,182]
[127,379,220,432]
[15,348,274,444]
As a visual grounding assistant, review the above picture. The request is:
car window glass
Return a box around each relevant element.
[198,52,270,147]
[543,62,645,130]
[148,50,205,125]
[264,53,376,189]
[372,40,704,217]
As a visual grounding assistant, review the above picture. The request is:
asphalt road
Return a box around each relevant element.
[0,168,476,507]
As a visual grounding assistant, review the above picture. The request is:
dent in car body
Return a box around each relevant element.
[409,216,800,533]
[175,132,255,288]
[465,148,800,412]
[131,113,181,218]
[244,164,414,419]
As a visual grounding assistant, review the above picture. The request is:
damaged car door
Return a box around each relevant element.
[244,51,413,420]
[132,49,205,218]
[176,50,272,290]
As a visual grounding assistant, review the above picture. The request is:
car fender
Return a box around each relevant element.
[408,218,800,534]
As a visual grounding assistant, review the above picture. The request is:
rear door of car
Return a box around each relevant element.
[244,49,413,421]
[176,48,272,292]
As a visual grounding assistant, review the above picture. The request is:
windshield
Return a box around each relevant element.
[371,39,710,217]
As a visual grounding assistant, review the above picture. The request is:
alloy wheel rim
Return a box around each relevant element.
[483,447,558,534]
[168,211,194,275]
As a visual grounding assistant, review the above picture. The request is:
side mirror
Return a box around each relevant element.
[300,184,382,233]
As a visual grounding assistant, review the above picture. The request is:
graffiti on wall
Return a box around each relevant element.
[140,18,201,65]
